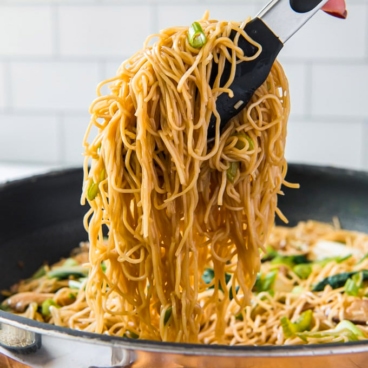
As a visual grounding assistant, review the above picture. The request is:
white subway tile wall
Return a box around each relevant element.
[0,114,60,163]
[285,119,365,170]
[0,6,54,56]
[0,0,367,171]
[11,62,101,111]
[59,6,152,57]
[311,63,368,118]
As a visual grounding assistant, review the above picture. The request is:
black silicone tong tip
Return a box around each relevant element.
[207,0,327,142]
[207,18,283,142]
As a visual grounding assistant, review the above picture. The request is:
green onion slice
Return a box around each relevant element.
[164,306,172,325]
[41,299,60,317]
[281,310,313,338]
[188,22,207,48]
[227,162,239,183]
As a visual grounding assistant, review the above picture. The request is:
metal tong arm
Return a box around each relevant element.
[257,0,329,43]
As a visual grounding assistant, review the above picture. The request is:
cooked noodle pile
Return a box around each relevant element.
[4,221,368,345]
[2,15,296,344]
[81,15,290,343]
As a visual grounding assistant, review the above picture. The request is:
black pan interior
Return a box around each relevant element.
[0,164,367,296]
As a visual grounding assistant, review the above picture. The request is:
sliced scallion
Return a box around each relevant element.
[234,133,254,150]
[188,22,207,49]
[293,264,312,280]
[344,272,363,296]
[41,299,60,317]
[47,266,88,280]
[227,162,239,183]
[164,306,172,325]
[281,310,313,338]
[87,181,99,201]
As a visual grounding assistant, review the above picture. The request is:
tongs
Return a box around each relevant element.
[208,0,334,141]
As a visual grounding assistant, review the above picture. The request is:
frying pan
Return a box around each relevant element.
[0,164,368,368]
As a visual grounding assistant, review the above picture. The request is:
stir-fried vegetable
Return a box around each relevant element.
[234,133,254,150]
[202,268,231,289]
[164,306,172,325]
[344,272,364,296]
[281,310,313,338]
[123,330,139,339]
[87,169,106,201]
[293,264,313,280]
[47,266,88,280]
[296,320,365,343]
[188,22,207,48]
[227,162,239,183]
[253,270,278,293]
[41,299,60,317]
[313,270,368,292]
[271,254,310,268]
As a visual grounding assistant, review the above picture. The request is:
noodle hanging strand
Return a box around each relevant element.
[81,14,290,343]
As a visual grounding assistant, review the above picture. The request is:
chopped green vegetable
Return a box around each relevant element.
[291,285,305,295]
[293,264,313,280]
[358,253,368,264]
[164,306,172,325]
[234,133,254,150]
[100,261,107,273]
[63,258,79,267]
[281,310,313,338]
[225,273,231,285]
[48,266,89,280]
[317,254,352,267]
[202,268,215,285]
[41,299,60,317]
[123,330,139,339]
[229,285,239,300]
[344,272,363,296]
[188,21,207,48]
[312,270,368,292]
[253,270,277,293]
[0,304,10,311]
[68,280,82,290]
[68,293,76,300]
[87,181,99,201]
[335,320,365,337]
[296,320,364,343]
[261,245,278,262]
[202,268,230,286]
[271,254,310,268]
[227,162,239,183]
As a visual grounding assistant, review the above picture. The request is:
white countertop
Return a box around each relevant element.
[0,163,61,184]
